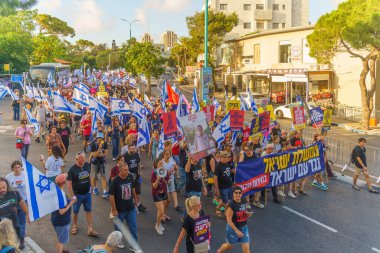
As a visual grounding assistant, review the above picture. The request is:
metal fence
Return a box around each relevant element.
[333,104,380,123]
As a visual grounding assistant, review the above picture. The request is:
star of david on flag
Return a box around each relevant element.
[137,117,151,148]
[133,98,150,121]
[212,113,230,143]
[53,91,82,116]
[21,158,67,222]
[73,86,89,107]
[110,98,131,116]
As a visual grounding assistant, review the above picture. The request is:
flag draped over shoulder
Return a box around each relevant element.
[21,158,67,222]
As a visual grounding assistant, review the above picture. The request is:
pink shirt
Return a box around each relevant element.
[15,126,32,144]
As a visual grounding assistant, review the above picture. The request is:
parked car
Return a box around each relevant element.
[231,92,268,106]
[274,102,314,119]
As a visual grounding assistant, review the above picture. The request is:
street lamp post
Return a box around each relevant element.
[120,19,140,40]
[201,0,209,101]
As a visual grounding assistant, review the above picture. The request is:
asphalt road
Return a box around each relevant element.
[1,97,380,253]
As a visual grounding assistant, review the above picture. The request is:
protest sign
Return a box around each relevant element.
[235,141,325,196]
[259,111,271,135]
[244,111,255,125]
[323,109,332,131]
[230,110,244,131]
[226,100,240,111]
[193,215,210,244]
[250,116,260,135]
[291,106,306,130]
[202,105,215,123]
[179,111,216,160]
[163,111,177,140]
[309,107,324,128]
[265,104,276,122]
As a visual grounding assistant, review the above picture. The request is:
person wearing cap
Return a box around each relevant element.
[51,174,77,253]
[261,143,281,203]
[89,132,109,198]
[14,119,33,160]
[214,151,236,217]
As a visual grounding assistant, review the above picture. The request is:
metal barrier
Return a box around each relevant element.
[333,104,380,123]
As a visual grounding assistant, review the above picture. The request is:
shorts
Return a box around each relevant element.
[167,178,176,193]
[91,163,106,179]
[220,187,232,204]
[355,166,369,176]
[54,224,70,244]
[153,192,168,202]
[83,135,90,141]
[226,224,250,245]
[73,192,92,214]
[186,191,201,198]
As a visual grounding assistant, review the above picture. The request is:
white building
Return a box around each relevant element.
[160,31,178,51]
[206,0,309,39]
[141,33,154,44]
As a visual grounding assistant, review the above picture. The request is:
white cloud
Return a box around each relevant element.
[144,0,192,12]
[331,0,346,7]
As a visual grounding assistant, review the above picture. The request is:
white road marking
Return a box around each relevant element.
[0,125,13,129]
[283,206,338,233]
[372,247,380,253]
[0,130,6,133]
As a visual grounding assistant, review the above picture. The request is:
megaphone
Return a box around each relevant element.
[155,167,167,178]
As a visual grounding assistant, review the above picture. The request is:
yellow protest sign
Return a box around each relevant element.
[98,85,106,92]
[96,92,108,97]
[257,105,276,122]
[226,100,240,111]
[323,109,332,130]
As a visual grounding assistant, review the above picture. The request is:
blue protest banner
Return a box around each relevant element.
[309,106,324,128]
[11,75,23,83]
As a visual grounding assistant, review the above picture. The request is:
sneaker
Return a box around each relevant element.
[174,205,183,212]
[252,201,264,209]
[352,185,360,191]
[140,204,147,210]
[130,247,143,253]
[212,199,219,206]
[220,206,225,212]
[288,191,297,199]
[102,192,110,198]
[93,188,99,195]
[277,190,286,197]
[369,188,378,194]
[320,184,328,191]
[155,223,163,235]
[312,181,322,188]
[19,238,25,250]
[118,242,125,249]
[160,223,165,232]
[137,205,146,213]
[35,138,40,143]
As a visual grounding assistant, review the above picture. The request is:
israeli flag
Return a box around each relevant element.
[91,108,104,134]
[137,117,151,148]
[53,91,82,115]
[248,89,258,114]
[239,95,250,111]
[24,106,40,136]
[73,86,90,107]
[21,158,67,222]
[64,77,73,88]
[25,85,34,99]
[212,97,220,109]
[47,72,55,87]
[212,113,230,143]
[39,89,53,110]
[79,83,90,93]
[231,131,238,150]
[33,87,42,102]
[176,95,185,136]
[156,132,165,159]
[133,98,150,121]
[110,98,131,116]
[0,84,8,99]
[6,86,19,100]
[192,88,200,113]
[89,96,108,117]
[129,77,137,87]
[144,94,154,111]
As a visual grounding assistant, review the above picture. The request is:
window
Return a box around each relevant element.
[273,23,279,29]
[244,22,252,29]
[220,4,227,10]
[282,4,286,10]
[256,22,264,31]
[282,23,286,28]
[273,4,279,11]
[253,44,260,64]
[256,4,264,10]
[243,4,251,10]
[279,41,292,63]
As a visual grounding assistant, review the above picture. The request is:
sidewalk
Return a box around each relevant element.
[21,237,46,253]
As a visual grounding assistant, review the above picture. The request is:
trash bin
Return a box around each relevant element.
[369,117,377,127]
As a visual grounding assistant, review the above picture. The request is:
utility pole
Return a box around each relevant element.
[201,0,210,102]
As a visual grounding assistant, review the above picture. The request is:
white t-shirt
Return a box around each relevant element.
[45,156,64,177]
[34,106,46,122]
[6,172,27,200]
[163,157,176,179]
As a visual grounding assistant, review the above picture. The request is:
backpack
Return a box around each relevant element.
[350,146,357,164]
[0,246,15,253]
[77,245,108,253]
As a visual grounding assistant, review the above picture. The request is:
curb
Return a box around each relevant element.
[332,164,380,191]
[25,237,46,253]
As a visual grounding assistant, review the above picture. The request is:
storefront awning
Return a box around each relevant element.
[271,75,308,83]
[271,76,287,82]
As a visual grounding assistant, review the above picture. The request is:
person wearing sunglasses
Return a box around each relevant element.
[217,186,252,253]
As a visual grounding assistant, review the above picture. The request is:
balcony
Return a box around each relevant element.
[254,9,273,20]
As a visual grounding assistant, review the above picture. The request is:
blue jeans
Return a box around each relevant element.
[177,166,186,192]
[112,134,120,159]
[17,206,26,239]
[13,106,20,121]
[115,209,138,242]
[21,144,30,160]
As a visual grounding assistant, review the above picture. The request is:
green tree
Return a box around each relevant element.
[31,34,68,64]
[307,0,380,129]
[35,14,75,37]
[0,0,37,16]
[125,42,165,93]
[0,11,35,73]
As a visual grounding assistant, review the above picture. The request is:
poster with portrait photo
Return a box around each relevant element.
[179,111,216,160]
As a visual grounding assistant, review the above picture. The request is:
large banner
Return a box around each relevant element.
[179,111,216,160]
[235,141,325,196]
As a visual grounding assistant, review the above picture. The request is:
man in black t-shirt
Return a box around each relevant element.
[352,138,377,193]
[185,158,206,198]
[90,133,109,198]
[0,177,29,249]
[124,143,146,212]
[67,152,99,237]
[110,163,137,249]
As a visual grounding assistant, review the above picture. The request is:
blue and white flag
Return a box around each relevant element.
[33,87,42,102]
[0,84,8,99]
[144,94,154,111]
[212,113,230,143]
[79,83,90,93]
[231,131,238,150]
[129,77,137,87]
[6,86,19,101]
[47,72,56,87]
[89,96,108,117]
[133,98,150,121]
[53,91,82,115]
[21,158,67,222]
[192,88,200,113]
[248,89,258,114]
[110,98,131,116]
[39,89,53,110]
[137,117,151,148]
[25,85,34,99]
[24,106,40,136]
[239,95,250,111]
[73,86,90,107]
[156,132,165,159]
[91,108,104,134]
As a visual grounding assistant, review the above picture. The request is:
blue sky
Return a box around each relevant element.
[35,0,345,46]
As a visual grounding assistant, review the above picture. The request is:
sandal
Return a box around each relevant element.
[71,226,78,235]
[87,230,100,237]
[216,210,223,218]
[299,190,308,195]
[165,215,172,221]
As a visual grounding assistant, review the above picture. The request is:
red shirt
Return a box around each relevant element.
[172,143,180,156]
[151,170,169,196]
[128,129,138,136]
[82,118,92,136]
[110,165,120,181]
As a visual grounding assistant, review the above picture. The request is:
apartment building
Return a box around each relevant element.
[160,31,178,50]
[141,33,154,44]
[207,0,309,39]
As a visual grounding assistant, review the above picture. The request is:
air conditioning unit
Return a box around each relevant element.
[319,64,330,70]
